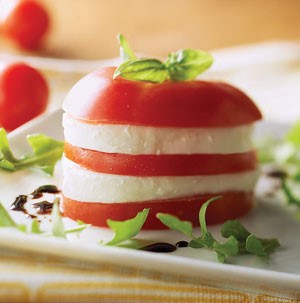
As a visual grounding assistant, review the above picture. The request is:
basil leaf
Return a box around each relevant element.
[118,34,136,61]
[0,203,17,227]
[221,220,251,242]
[114,35,213,83]
[114,59,167,83]
[156,213,193,237]
[106,208,149,246]
[166,49,214,82]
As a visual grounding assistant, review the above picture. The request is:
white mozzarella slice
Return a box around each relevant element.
[63,114,254,155]
[62,157,258,203]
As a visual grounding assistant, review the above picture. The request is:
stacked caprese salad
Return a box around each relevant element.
[61,37,262,229]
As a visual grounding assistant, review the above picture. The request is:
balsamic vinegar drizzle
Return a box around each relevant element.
[175,240,189,248]
[30,185,60,199]
[32,201,54,214]
[141,242,177,253]
[10,195,28,212]
[10,184,60,217]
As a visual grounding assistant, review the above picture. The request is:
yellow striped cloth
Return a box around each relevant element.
[0,248,298,303]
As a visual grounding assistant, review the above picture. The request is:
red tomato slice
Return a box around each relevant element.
[0,0,49,49]
[62,191,254,230]
[63,67,262,127]
[0,62,49,131]
[64,143,257,176]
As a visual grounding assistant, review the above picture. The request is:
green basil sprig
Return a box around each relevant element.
[114,34,213,83]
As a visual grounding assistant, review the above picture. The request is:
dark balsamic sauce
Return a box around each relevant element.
[140,242,177,253]
[176,240,189,248]
[30,185,60,199]
[10,195,28,212]
[32,201,54,214]
[10,184,60,218]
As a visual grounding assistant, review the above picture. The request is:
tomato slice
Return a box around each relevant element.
[63,67,262,127]
[64,143,257,176]
[62,191,254,230]
[0,62,49,131]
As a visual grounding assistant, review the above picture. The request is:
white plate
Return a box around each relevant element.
[0,108,300,298]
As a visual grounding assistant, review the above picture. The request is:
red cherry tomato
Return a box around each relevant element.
[0,0,50,50]
[0,62,49,131]
[64,143,258,176]
[63,67,262,127]
[62,191,254,230]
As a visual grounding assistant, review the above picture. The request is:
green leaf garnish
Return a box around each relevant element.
[221,220,251,242]
[0,128,64,175]
[30,219,42,234]
[106,208,149,246]
[0,203,17,227]
[156,213,193,237]
[157,196,280,262]
[281,179,300,206]
[118,34,136,61]
[51,199,65,238]
[114,59,168,83]
[165,49,214,82]
[213,236,239,263]
[114,35,213,83]
[285,120,300,148]
[198,196,222,234]
[256,119,300,208]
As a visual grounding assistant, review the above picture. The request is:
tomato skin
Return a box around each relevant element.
[62,191,254,230]
[63,67,262,127]
[0,62,49,131]
[64,143,257,176]
[0,0,50,50]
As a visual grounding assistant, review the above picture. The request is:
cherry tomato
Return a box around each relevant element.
[64,143,257,176]
[0,62,49,131]
[62,191,254,230]
[0,0,50,50]
[63,67,262,127]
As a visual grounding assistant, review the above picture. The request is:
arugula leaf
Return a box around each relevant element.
[106,208,149,246]
[281,179,300,206]
[198,196,221,234]
[156,213,193,237]
[114,35,213,83]
[0,128,64,175]
[221,220,251,242]
[51,199,65,238]
[157,196,280,262]
[0,203,17,227]
[221,220,280,256]
[213,236,239,263]
[30,219,42,234]
[285,120,300,148]
[65,220,91,234]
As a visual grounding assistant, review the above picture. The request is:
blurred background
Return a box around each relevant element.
[1,0,300,59]
[0,0,299,125]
